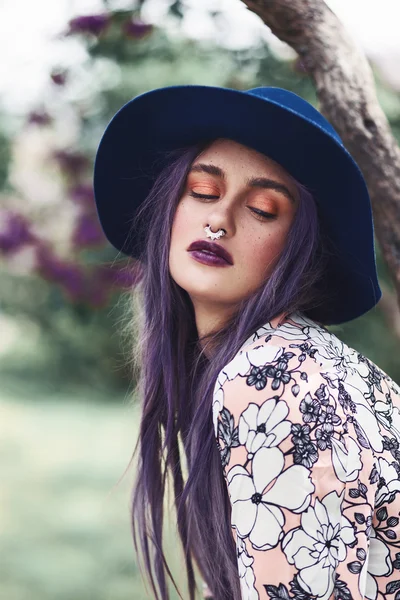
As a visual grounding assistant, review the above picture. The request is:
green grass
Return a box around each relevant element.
[0,387,198,600]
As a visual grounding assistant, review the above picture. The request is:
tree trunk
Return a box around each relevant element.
[241,0,400,316]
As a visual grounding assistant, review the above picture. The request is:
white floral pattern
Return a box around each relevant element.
[237,536,259,600]
[282,490,356,600]
[213,310,400,600]
[227,446,314,549]
[238,398,292,455]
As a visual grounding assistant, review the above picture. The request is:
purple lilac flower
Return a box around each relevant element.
[27,110,52,126]
[72,213,105,247]
[69,184,95,209]
[52,150,89,177]
[50,70,68,86]
[0,212,36,255]
[122,19,153,39]
[67,14,111,36]
[36,244,85,302]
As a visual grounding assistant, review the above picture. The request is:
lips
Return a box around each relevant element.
[187,240,233,265]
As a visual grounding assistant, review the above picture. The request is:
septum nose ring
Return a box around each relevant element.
[204,225,226,240]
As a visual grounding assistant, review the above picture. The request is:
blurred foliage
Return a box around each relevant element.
[0,127,11,190]
[0,0,399,393]
[0,268,132,394]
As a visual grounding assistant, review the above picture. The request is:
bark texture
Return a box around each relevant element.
[241,0,400,310]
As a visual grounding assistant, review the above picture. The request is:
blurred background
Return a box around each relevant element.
[1,0,400,598]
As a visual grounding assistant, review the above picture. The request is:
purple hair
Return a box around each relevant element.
[125,139,333,600]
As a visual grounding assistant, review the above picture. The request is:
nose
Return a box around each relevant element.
[205,195,237,236]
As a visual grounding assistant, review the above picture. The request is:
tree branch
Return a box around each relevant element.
[241,0,400,311]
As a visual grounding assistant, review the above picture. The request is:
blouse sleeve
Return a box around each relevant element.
[213,343,376,600]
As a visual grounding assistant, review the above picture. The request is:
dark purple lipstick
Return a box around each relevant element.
[187,240,234,266]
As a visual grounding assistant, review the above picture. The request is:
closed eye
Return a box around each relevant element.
[250,207,276,220]
[189,191,276,220]
[189,191,219,200]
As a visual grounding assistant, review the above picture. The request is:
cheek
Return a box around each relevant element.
[249,228,287,259]
[241,228,288,276]
[171,202,191,243]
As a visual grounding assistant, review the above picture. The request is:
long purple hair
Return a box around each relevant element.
[125,139,334,600]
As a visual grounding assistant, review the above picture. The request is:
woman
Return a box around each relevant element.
[93,85,400,600]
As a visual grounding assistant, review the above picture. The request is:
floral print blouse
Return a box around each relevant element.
[212,310,400,600]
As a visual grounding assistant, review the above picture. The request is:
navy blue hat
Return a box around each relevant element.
[93,84,382,325]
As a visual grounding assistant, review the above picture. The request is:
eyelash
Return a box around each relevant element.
[188,191,276,221]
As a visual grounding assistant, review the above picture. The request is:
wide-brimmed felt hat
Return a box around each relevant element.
[93,84,382,325]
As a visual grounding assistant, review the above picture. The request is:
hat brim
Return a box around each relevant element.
[93,84,381,324]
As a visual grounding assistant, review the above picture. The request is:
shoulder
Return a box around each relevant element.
[211,314,327,441]
[214,309,400,392]
[213,311,333,398]
[212,311,400,446]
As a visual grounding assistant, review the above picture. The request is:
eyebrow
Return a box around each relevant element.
[188,163,296,205]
